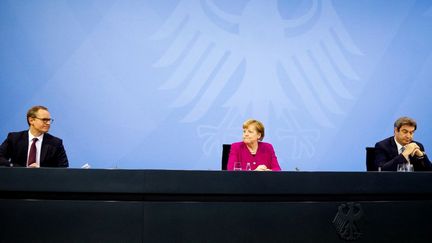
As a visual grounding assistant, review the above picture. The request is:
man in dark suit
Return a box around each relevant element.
[0,105,68,167]
[374,116,431,171]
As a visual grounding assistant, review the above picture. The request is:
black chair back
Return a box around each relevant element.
[366,147,377,171]
[221,144,231,170]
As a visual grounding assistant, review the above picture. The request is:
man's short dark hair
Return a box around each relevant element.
[394,116,417,131]
[27,105,49,126]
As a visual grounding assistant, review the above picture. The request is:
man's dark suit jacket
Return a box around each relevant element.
[374,136,431,171]
[0,130,68,167]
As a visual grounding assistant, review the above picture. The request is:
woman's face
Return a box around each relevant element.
[243,124,261,144]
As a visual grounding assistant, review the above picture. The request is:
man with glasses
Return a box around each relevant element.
[374,116,431,171]
[0,105,68,167]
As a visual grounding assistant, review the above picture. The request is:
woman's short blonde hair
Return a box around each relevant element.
[243,119,265,141]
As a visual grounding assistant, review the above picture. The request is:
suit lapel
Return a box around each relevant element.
[389,137,399,158]
[40,135,49,165]
[18,132,29,164]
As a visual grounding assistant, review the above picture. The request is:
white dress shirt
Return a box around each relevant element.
[27,130,44,167]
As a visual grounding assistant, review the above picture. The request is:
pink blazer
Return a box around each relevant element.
[227,141,281,171]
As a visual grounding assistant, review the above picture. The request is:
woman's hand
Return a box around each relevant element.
[255,165,271,171]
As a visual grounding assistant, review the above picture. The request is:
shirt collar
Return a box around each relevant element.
[28,130,44,143]
[394,137,404,153]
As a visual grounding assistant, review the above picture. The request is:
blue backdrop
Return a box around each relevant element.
[1,0,431,171]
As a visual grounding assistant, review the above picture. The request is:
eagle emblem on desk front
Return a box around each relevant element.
[333,202,364,241]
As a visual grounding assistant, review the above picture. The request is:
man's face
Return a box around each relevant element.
[29,109,51,135]
[394,125,415,146]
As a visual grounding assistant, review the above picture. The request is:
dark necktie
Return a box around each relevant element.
[28,138,38,166]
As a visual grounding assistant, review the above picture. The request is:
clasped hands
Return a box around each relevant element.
[255,165,271,171]
[402,143,424,159]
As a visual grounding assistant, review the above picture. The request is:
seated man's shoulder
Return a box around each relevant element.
[44,133,63,143]
[6,130,27,139]
[375,136,393,147]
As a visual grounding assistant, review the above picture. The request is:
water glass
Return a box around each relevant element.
[246,162,251,171]
[397,163,414,172]
[233,162,242,171]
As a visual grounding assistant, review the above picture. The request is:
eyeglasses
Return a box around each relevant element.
[34,117,54,124]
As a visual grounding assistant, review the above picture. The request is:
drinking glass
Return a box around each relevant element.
[397,163,414,172]
[406,164,414,172]
[233,162,242,171]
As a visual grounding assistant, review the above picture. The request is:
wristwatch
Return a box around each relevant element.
[416,151,426,159]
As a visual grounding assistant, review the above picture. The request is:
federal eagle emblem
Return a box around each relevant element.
[152,0,363,157]
[332,202,364,241]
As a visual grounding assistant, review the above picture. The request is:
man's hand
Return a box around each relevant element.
[412,148,424,157]
[28,163,40,168]
[403,143,423,158]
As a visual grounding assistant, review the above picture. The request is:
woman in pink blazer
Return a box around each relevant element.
[227,119,281,171]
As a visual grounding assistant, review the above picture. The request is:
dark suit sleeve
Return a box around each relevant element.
[54,139,68,168]
[420,153,432,170]
[0,135,11,166]
[410,143,432,171]
[41,134,69,168]
[374,141,407,171]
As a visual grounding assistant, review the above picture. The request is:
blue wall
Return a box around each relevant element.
[1,0,431,170]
